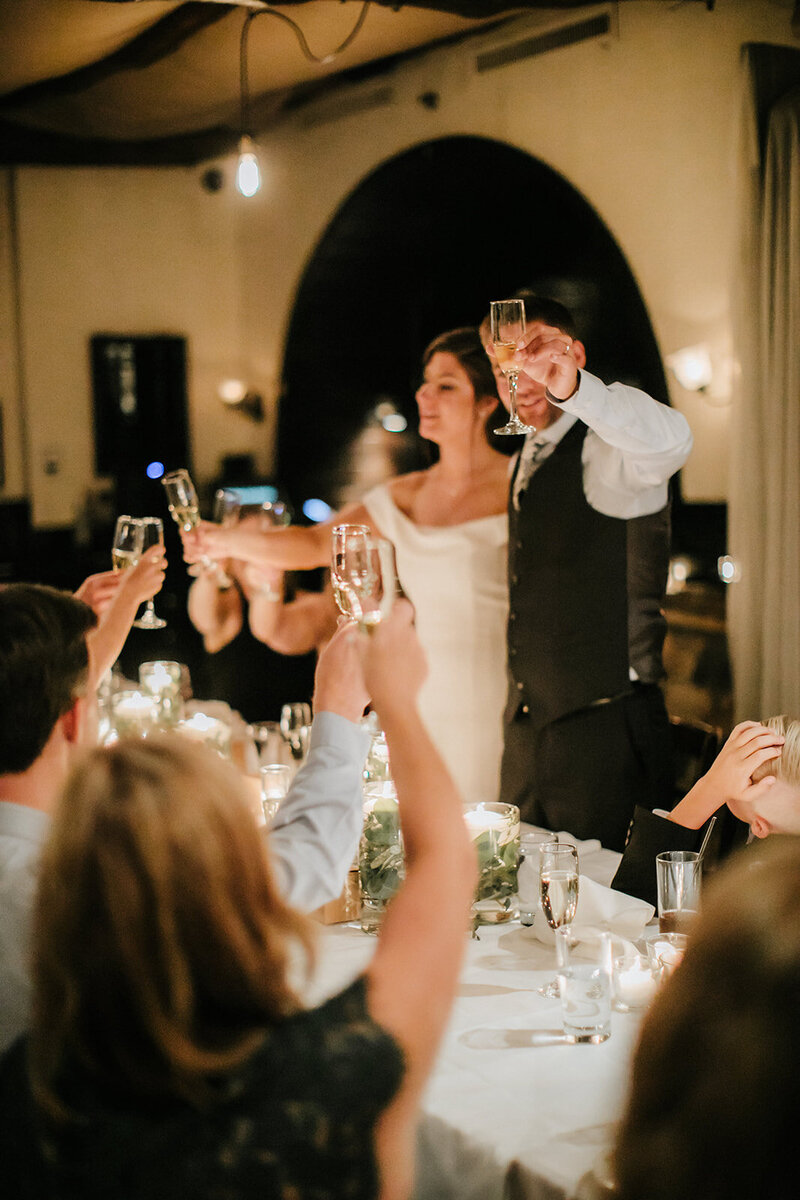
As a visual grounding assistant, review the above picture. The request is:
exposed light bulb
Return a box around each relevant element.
[236,136,261,197]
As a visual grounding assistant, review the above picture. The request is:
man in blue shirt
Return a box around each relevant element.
[0,583,369,1053]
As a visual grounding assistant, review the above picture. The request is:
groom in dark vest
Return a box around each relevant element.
[483,294,693,851]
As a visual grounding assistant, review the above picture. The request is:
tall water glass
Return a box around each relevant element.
[555,926,613,1044]
[656,850,701,934]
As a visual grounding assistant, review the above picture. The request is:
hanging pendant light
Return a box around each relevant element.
[236,134,260,198]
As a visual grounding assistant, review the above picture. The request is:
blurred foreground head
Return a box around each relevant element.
[32,735,314,1115]
[614,836,800,1200]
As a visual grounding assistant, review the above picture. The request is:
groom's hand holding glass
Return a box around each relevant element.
[511,321,584,403]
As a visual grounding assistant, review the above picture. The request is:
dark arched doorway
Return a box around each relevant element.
[278,135,669,510]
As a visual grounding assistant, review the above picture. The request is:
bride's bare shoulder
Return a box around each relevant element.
[388,471,427,513]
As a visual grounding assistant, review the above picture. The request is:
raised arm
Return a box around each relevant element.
[359,602,477,1200]
[86,548,167,688]
[186,565,243,653]
[611,721,785,904]
[267,618,370,912]
[512,321,693,506]
[245,567,339,655]
[669,721,783,828]
[181,503,375,573]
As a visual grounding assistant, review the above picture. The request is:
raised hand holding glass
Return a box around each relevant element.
[490,299,533,435]
[132,517,167,629]
[162,468,231,588]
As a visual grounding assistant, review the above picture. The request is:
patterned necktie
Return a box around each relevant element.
[512,437,554,509]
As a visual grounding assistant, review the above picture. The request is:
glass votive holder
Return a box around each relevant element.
[110,690,159,739]
[260,763,292,824]
[643,930,689,976]
[248,720,288,770]
[463,802,520,925]
[612,952,659,1012]
[138,661,185,727]
[176,713,233,759]
[517,831,559,927]
[359,783,405,935]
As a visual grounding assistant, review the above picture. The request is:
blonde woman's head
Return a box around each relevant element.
[735,715,800,838]
[31,735,314,1116]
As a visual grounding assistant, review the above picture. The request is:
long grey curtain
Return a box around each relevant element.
[729,53,800,719]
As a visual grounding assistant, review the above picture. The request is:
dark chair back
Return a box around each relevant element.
[669,716,722,805]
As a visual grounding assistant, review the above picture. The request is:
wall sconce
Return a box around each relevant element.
[218,378,264,422]
[717,556,742,584]
[665,344,714,393]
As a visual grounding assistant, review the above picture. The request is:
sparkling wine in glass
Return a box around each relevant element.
[537,842,580,999]
[162,468,231,588]
[112,515,143,574]
[331,524,375,622]
[132,517,167,630]
[490,299,533,435]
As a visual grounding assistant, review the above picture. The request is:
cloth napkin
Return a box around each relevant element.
[530,874,654,945]
[554,831,603,859]
[522,825,603,859]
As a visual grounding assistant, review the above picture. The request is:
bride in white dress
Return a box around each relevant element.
[184,329,510,806]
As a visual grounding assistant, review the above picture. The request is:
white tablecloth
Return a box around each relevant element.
[305,833,639,1200]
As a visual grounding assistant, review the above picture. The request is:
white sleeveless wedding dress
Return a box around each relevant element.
[363,482,508,807]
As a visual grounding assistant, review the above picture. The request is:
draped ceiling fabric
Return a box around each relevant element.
[729,45,800,719]
[0,0,718,164]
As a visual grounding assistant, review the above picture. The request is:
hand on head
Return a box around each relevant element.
[312,617,370,723]
[708,721,783,809]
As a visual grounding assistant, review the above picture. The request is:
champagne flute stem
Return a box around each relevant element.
[507,370,520,424]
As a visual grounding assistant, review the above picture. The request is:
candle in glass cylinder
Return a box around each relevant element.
[462,802,520,925]
[110,690,159,739]
[139,660,182,695]
[463,805,507,850]
[139,660,184,727]
[176,713,232,758]
[613,954,658,1011]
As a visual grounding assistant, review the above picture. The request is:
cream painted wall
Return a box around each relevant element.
[235,0,796,505]
[11,165,270,528]
[3,0,796,526]
[0,172,26,498]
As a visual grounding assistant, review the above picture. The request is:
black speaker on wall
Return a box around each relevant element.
[90,334,190,515]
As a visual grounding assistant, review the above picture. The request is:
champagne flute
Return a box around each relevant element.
[213,488,242,528]
[538,842,580,999]
[490,299,533,435]
[330,524,374,622]
[112,515,143,574]
[280,702,312,762]
[132,517,167,630]
[162,468,231,588]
